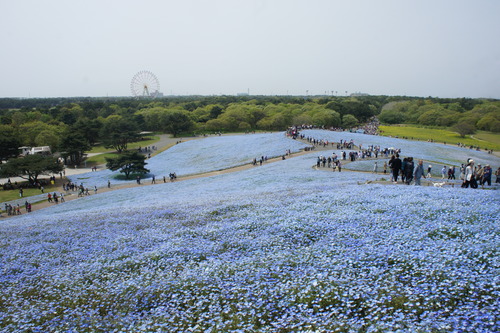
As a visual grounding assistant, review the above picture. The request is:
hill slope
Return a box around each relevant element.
[1,132,499,332]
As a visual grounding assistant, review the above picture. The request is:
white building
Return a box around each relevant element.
[19,146,52,156]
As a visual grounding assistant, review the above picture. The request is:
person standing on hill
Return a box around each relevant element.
[462,160,476,188]
[482,165,492,186]
[390,154,402,183]
[388,155,395,181]
[448,166,455,180]
[405,157,414,185]
[475,165,484,185]
[459,164,465,180]
[441,166,447,179]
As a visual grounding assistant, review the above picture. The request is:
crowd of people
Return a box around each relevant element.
[287,117,381,137]
[356,117,380,135]
[3,202,29,216]
[460,160,497,188]
[315,154,343,171]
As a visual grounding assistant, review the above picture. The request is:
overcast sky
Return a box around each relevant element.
[1,0,499,99]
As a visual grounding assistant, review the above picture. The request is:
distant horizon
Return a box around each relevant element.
[1,93,498,101]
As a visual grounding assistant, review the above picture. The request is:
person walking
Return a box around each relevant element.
[390,154,402,183]
[448,166,455,180]
[482,165,492,186]
[462,160,476,188]
[475,165,485,185]
[405,157,414,185]
[414,160,424,185]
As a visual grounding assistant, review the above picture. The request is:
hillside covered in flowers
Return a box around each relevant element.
[1,131,499,332]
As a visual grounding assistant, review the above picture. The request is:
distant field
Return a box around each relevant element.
[379,125,500,151]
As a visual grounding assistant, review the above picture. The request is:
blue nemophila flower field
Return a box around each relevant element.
[1,132,499,332]
[68,132,309,188]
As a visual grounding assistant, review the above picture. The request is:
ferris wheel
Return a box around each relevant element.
[130,70,160,98]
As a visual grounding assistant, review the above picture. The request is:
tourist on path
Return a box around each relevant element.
[462,160,476,188]
[414,160,425,186]
[389,154,402,183]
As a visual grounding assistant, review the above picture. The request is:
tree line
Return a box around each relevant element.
[0,95,499,166]
[378,98,500,135]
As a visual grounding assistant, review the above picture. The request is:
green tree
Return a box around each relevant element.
[136,106,166,132]
[0,125,21,161]
[312,109,341,127]
[73,118,102,146]
[100,115,140,153]
[58,104,84,125]
[378,110,406,124]
[293,114,313,126]
[342,114,358,128]
[0,155,64,184]
[453,122,476,138]
[205,118,231,132]
[209,105,223,119]
[476,113,500,132]
[17,121,66,148]
[417,108,446,126]
[340,99,375,121]
[59,131,92,166]
[105,151,149,179]
[160,109,194,137]
[35,130,61,150]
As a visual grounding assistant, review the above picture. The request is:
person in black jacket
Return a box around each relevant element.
[389,154,402,183]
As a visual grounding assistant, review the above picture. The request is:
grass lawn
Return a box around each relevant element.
[88,135,161,154]
[379,125,500,151]
[0,182,61,203]
[84,153,120,166]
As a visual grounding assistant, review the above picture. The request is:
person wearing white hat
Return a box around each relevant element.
[462,159,477,188]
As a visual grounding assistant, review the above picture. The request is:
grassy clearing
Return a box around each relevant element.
[379,125,500,151]
[85,153,119,166]
[88,135,161,154]
[0,182,61,203]
[474,132,500,146]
